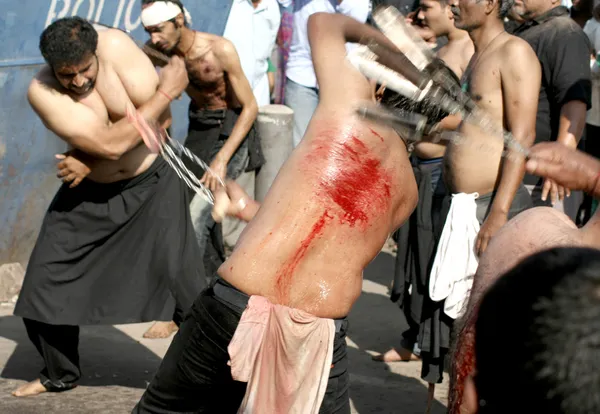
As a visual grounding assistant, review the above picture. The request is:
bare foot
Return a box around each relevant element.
[143,320,179,339]
[12,379,47,397]
[372,347,421,362]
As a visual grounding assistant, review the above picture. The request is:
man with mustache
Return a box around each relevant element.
[12,17,201,397]
[424,0,539,344]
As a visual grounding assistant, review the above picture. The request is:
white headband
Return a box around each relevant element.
[141,1,192,27]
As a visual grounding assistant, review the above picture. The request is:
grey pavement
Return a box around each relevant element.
[0,250,448,414]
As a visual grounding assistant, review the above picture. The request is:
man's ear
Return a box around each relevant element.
[485,0,498,15]
[463,374,479,413]
[175,12,185,28]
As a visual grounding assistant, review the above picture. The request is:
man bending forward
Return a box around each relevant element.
[133,12,418,413]
[12,17,202,397]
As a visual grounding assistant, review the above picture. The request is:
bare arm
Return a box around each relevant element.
[526,142,600,198]
[309,12,406,106]
[476,40,541,255]
[201,39,258,191]
[557,100,587,149]
[29,30,187,160]
[214,39,258,163]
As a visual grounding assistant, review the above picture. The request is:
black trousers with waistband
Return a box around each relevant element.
[133,278,350,414]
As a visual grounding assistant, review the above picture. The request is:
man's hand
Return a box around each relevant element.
[211,179,254,223]
[56,151,91,188]
[158,56,189,99]
[540,178,569,205]
[201,156,228,192]
[526,142,600,198]
[476,211,507,256]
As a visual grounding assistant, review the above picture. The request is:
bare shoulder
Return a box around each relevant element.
[500,35,537,62]
[97,28,138,54]
[210,36,238,60]
[28,67,68,111]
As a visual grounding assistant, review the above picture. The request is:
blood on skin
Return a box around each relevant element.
[275,210,333,302]
[316,136,391,227]
[369,128,385,142]
[449,322,476,414]
[274,133,392,301]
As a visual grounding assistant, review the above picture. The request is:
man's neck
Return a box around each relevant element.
[469,20,505,52]
[447,26,469,43]
[175,27,195,56]
[524,3,560,20]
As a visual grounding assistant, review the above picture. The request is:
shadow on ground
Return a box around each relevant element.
[347,252,447,414]
[0,314,161,413]
[0,315,162,388]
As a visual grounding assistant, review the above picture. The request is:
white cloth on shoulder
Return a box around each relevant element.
[429,192,480,319]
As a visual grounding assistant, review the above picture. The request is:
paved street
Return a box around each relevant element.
[0,251,448,413]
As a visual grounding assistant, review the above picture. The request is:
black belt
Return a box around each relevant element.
[212,278,345,333]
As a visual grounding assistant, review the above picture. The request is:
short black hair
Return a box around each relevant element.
[40,17,98,69]
[475,247,600,414]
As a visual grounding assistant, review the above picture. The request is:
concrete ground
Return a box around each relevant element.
[0,250,449,414]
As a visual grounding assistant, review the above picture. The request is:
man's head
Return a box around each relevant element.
[464,247,600,413]
[511,0,560,20]
[449,0,515,31]
[417,0,456,37]
[39,17,99,95]
[141,0,189,54]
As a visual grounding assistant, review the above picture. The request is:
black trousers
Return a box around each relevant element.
[133,278,351,413]
[24,318,80,391]
[24,306,186,392]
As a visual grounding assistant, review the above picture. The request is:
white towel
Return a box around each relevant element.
[429,192,480,319]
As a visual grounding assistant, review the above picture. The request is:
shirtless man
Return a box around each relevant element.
[449,142,600,413]
[132,13,417,413]
[137,0,260,338]
[424,0,540,336]
[140,0,260,262]
[11,17,202,397]
[376,1,474,405]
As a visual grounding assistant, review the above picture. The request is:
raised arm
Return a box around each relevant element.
[28,30,187,160]
[308,12,404,105]
[476,39,541,255]
[202,38,258,191]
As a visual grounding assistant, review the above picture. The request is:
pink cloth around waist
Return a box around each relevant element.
[228,295,336,414]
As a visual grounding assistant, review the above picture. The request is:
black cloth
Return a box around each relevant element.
[512,6,592,185]
[186,104,265,176]
[24,318,80,392]
[420,184,533,384]
[14,158,205,326]
[392,157,446,332]
[133,277,351,414]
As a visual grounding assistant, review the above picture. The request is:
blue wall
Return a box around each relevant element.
[0,0,233,265]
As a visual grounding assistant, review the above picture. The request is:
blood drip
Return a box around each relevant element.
[449,322,476,413]
[275,210,333,302]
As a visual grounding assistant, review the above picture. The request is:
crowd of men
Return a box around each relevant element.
[7,0,600,412]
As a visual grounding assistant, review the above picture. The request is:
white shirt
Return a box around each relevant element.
[584,18,600,126]
[224,0,281,106]
[285,0,371,89]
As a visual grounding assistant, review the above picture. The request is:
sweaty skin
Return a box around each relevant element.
[449,142,600,413]
[29,27,173,184]
[218,13,418,319]
[444,0,541,255]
